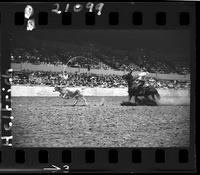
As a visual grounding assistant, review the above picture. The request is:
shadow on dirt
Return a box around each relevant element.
[121,98,158,106]
[54,104,88,107]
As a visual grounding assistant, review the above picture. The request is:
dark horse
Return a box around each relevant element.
[122,71,160,105]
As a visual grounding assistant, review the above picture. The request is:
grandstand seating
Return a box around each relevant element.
[12,70,190,89]
[11,43,190,75]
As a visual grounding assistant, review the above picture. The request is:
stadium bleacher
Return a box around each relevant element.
[12,70,190,89]
[10,45,190,75]
[10,42,190,89]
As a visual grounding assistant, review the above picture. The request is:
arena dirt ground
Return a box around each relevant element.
[10,96,190,147]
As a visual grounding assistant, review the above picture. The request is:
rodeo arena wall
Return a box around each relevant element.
[11,63,190,106]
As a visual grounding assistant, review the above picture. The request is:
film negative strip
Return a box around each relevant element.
[0,1,197,173]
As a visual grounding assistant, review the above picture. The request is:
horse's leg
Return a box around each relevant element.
[147,95,153,102]
[129,95,132,102]
[152,94,156,101]
[152,93,159,105]
[144,94,150,103]
[132,96,136,104]
[135,96,138,104]
[146,94,157,105]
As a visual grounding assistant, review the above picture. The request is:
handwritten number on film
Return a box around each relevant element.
[51,2,104,15]
[52,3,62,14]
[1,69,13,146]
[24,5,35,31]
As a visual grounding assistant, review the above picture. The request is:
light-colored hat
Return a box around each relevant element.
[138,72,147,76]
[137,72,149,80]
[137,76,143,80]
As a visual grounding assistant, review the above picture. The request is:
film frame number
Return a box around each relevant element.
[24,5,35,31]
[51,2,104,15]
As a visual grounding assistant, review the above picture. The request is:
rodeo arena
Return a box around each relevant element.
[3,38,190,147]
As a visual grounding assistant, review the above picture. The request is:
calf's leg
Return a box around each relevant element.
[73,99,78,106]
[82,97,88,106]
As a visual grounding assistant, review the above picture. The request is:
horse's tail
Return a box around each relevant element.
[155,90,160,100]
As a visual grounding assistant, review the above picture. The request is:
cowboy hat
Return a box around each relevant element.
[138,72,147,76]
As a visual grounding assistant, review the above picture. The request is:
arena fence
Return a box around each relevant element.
[11,85,190,97]
[11,85,190,106]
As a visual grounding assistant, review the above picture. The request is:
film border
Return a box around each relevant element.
[0,2,196,173]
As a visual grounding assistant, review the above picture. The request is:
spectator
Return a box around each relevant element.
[12,70,190,89]
[11,46,190,75]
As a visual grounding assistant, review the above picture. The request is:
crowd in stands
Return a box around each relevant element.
[119,63,142,72]
[11,48,112,70]
[12,70,190,89]
[172,61,190,75]
[11,44,190,75]
[138,56,176,74]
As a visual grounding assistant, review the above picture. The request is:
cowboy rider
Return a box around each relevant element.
[128,69,146,89]
[137,73,146,89]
